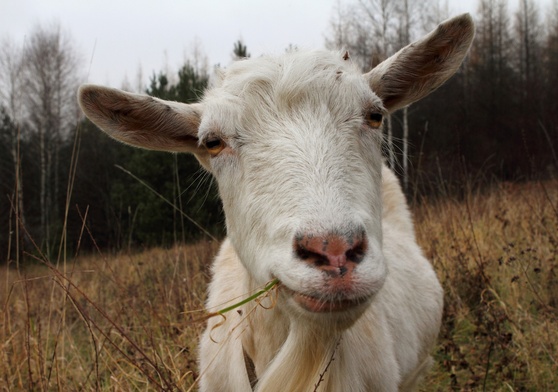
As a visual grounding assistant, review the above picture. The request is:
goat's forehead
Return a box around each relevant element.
[201,51,379,131]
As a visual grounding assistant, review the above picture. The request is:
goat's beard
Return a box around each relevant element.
[252,310,351,392]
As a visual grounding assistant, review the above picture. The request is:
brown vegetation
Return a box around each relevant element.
[417,180,558,391]
[1,180,557,391]
[1,242,217,390]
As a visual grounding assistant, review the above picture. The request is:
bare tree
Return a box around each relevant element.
[186,37,209,79]
[0,39,26,122]
[517,0,540,84]
[544,0,558,133]
[515,0,543,169]
[547,1,558,167]
[326,0,395,70]
[326,0,436,190]
[326,0,398,169]
[0,38,27,261]
[23,22,81,254]
[470,0,514,132]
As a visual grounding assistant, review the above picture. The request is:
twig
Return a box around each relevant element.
[314,336,342,391]
[482,341,494,391]
[63,279,101,389]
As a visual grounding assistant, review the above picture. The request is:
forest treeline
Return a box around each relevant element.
[328,0,558,193]
[1,0,557,261]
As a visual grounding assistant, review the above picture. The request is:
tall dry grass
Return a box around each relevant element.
[0,242,218,391]
[1,180,557,391]
[417,180,558,391]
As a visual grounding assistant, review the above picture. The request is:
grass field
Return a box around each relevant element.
[1,180,557,391]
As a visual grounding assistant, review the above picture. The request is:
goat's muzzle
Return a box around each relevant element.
[290,228,371,313]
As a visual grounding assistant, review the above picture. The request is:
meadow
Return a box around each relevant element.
[1,179,557,391]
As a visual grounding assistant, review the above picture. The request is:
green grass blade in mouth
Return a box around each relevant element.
[216,278,280,316]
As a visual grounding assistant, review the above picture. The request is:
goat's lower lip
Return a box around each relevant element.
[290,290,367,313]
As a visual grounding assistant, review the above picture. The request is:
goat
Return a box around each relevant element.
[78,14,474,391]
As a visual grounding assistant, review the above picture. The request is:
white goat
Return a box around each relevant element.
[78,14,474,392]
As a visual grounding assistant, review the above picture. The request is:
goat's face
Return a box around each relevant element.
[200,53,387,320]
[78,14,474,324]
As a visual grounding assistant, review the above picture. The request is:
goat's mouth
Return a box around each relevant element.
[281,285,370,313]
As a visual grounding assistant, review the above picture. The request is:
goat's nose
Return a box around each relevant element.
[294,229,368,275]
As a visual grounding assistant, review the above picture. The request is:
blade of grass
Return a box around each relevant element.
[115,164,217,241]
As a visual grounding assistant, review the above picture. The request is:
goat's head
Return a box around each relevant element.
[78,14,474,326]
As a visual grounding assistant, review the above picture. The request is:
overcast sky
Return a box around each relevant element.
[0,0,550,89]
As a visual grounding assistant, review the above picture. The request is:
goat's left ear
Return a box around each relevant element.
[78,85,206,156]
[365,13,475,113]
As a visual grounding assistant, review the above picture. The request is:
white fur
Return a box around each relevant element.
[77,14,475,392]
[199,167,442,392]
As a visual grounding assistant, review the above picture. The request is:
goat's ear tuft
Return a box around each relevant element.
[365,13,475,112]
[78,85,205,156]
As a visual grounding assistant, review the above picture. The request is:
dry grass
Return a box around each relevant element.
[0,242,218,391]
[1,180,557,391]
[417,180,558,391]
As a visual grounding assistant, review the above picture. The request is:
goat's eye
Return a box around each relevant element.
[366,112,383,128]
[204,138,226,156]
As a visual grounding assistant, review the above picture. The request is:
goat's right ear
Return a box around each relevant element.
[78,85,206,157]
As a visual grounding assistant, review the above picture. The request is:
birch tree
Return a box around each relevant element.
[23,22,81,254]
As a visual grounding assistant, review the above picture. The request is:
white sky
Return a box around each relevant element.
[0,0,550,90]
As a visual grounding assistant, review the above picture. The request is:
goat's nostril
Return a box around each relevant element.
[345,240,367,264]
[293,229,368,271]
[296,247,329,267]
[295,247,310,260]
